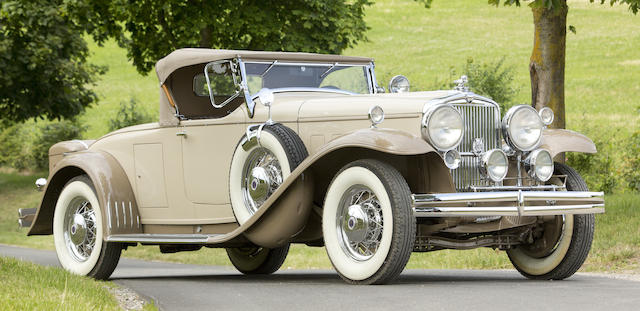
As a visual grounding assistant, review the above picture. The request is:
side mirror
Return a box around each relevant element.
[388,75,410,93]
[252,88,275,124]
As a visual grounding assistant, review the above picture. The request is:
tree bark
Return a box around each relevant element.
[199,26,212,48]
[530,1,567,130]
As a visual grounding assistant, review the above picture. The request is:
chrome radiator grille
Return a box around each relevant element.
[452,103,501,191]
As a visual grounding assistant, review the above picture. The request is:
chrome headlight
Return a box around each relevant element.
[480,149,508,182]
[421,105,464,151]
[524,149,554,182]
[389,75,410,93]
[502,105,544,151]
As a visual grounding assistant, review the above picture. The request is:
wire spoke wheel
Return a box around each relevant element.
[63,198,97,262]
[241,147,283,214]
[336,186,384,261]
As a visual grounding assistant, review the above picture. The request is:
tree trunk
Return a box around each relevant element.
[530,1,567,130]
[199,26,212,48]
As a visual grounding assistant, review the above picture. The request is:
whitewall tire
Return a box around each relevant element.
[323,159,415,285]
[507,163,595,280]
[53,175,121,280]
[229,124,307,225]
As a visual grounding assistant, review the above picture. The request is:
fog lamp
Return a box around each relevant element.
[480,149,509,182]
[524,149,554,182]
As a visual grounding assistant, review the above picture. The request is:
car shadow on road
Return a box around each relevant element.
[110,270,562,285]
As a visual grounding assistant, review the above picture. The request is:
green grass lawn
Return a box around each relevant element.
[0,256,151,311]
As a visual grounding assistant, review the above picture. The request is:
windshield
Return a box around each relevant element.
[243,62,372,95]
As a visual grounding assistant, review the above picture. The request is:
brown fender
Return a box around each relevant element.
[28,150,143,237]
[539,129,597,158]
[208,128,440,247]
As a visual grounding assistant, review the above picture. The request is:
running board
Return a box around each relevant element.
[106,234,224,244]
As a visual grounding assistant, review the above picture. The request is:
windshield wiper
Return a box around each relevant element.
[260,60,278,77]
[320,62,339,78]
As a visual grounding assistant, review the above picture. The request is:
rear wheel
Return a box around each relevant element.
[323,159,415,285]
[507,163,595,280]
[226,245,290,274]
[53,175,122,280]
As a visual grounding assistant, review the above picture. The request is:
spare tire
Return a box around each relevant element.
[229,124,308,224]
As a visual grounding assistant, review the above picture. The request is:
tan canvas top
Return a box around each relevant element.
[155,48,373,84]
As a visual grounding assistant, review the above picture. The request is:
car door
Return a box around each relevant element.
[177,61,247,224]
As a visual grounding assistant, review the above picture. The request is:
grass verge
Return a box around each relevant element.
[0,256,155,311]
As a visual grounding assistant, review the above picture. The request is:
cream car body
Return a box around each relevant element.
[21,49,604,284]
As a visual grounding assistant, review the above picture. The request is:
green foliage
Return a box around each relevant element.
[71,0,372,74]
[0,120,84,171]
[108,98,153,131]
[0,124,34,170]
[622,129,640,192]
[567,126,620,194]
[428,57,519,111]
[0,0,104,125]
[32,120,85,170]
[462,57,518,111]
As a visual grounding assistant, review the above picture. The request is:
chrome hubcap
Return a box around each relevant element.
[242,148,283,214]
[63,198,96,262]
[337,186,383,261]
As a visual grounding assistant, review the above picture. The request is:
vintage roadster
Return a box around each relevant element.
[19,49,604,284]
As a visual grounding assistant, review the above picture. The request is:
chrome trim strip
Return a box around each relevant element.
[114,201,119,228]
[268,87,356,95]
[129,202,133,229]
[106,199,112,229]
[121,201,126,227]
[106,234,223,244]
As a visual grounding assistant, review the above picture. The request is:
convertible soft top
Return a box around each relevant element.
[155,48,374,84]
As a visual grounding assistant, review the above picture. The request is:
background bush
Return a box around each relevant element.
[32,120,85,170]
[0,120,84,171]
[108,98,153,131]
[0,124,34,170]
[428,57,519,111]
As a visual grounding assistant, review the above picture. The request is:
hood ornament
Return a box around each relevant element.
[454,75,469,92]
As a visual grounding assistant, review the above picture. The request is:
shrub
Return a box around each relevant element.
[566,125,621,194]
[462,57,518,111]
[0,123,35,170]
[108,98,153,131]
[622,130,640,192]
[428,57,519,111]
[32,120,85,170]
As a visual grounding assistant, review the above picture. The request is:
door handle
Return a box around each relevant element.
[176,131,187,137]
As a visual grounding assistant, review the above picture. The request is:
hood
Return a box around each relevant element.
[298,90,457,122]
[258,90,460,123]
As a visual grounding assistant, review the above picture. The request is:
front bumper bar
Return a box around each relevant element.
[412,191,604,217]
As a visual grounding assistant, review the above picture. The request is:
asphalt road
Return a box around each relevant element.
[2,244,640,311]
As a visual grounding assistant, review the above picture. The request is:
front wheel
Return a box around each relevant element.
[507,163,595,280]
[323,159,416,285]
[53,175,122,280]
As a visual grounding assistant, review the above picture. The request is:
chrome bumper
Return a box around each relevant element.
[412,191,604,217]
